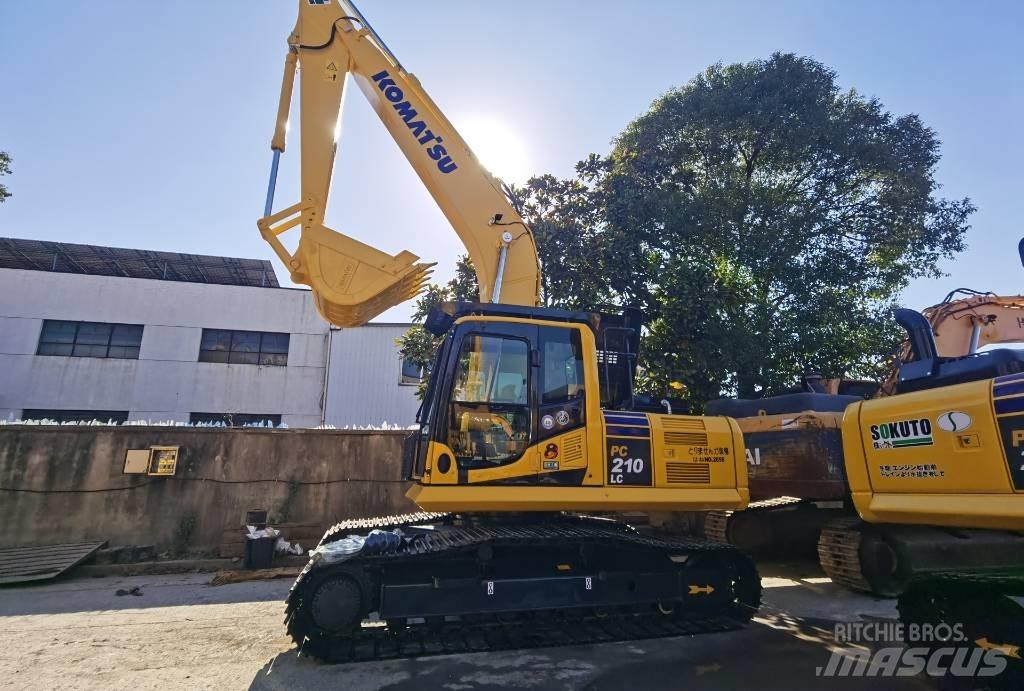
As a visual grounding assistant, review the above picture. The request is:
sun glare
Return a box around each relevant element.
[456,115,532,184]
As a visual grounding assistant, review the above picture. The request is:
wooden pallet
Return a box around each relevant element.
[0,541,107,584]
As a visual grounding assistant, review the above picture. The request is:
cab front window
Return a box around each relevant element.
[447,334,530,467]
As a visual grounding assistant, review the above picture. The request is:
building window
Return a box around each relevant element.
[189,412,283,427]
[21,409,129,425]
[198,329,289,365]
[37,320,143,359]
[400,356,424,385]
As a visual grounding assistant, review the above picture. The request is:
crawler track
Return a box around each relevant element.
[898,573,1024,689]
[704,496,805,544]
[285,511,761,663]
[816,516,873,592]
[294,606,750,664]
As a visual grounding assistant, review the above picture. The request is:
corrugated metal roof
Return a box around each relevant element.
[0,236,279,288]
[0,541,107,584]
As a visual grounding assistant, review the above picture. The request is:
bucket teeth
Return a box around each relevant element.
[316,262,433,327]
[275,221,435,327]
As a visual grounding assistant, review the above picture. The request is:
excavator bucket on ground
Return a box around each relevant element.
[258,201,434,327]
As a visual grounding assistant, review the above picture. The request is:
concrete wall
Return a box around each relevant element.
[0,426,417,552]
[0,268,329,427]
[325,324,422,428]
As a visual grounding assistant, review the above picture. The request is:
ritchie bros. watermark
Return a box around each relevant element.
[816,622,1015,679]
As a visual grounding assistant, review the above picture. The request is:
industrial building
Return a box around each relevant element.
[0,237,421,428]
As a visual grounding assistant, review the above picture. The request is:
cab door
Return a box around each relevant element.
[536,325,589,482]
[437,321,539,484]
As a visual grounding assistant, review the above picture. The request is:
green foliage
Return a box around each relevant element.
[396,255,479,398]
[516,53,972,405]
[270,479,301,524]
[507,168,619,310]
[0,151,11,203]
[171,511,198,557]
[401,53,972,410]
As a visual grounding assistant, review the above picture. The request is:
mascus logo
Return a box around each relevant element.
[372,70,458,174]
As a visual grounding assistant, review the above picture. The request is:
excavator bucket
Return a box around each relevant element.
[258,202,434,327]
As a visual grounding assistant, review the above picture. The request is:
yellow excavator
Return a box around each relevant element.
[700,287,1024,584]
[258,0,759,661]
[840,300,1024,686]
[702,277,1024,683]
[258,1,1023,672]
[820,298,1024,593]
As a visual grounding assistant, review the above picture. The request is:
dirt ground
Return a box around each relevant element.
[0,560,934,691]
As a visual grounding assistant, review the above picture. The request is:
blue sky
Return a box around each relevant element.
[1,1,1021,321]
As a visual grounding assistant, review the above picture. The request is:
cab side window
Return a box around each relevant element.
[447,334,531,467]
[540,327,585,404]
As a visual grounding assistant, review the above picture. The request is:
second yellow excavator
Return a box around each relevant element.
[257,0,759,662]
[696,264,1024,684]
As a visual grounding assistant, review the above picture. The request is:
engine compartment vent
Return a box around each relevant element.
[665,462,711,484]
[664,431,709,446]
[562,433,584,464]
[661,417,706,430]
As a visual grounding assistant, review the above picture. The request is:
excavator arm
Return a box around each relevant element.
[258,0,541,327]
[924,292,1024,356]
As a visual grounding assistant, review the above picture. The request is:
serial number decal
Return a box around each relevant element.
[688,446,729,463]
[607,439,652,486]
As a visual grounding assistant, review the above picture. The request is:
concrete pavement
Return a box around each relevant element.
[0,560,933,690]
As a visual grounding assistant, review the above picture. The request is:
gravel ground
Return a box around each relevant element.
[0,561,934,691]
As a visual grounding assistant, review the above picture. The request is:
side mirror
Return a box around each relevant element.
[1019,237,1024,270]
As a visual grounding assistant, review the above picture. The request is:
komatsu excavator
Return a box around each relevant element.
[702,268,1024,684]
[841,303,1024,687]
[257,0,759,662]
[701,286,1024,568]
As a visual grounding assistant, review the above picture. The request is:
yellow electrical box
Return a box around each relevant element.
[147,446,180,476]
[123,449,151,474]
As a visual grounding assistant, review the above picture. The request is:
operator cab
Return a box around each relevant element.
[403,302,646,481]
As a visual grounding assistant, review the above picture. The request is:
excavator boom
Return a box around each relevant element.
[925,293,1024,356]
[258,0,540,326]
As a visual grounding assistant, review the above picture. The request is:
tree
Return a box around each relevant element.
[516,53,972,406]
[396,254,478,397]
[0,151,11,204]
[507,169,623,310]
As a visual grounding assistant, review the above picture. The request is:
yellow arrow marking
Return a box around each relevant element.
[976,637,1022,660]
[688,584,715,595]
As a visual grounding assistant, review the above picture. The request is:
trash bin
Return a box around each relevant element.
[245,509,268,530]
[244,535,276,569]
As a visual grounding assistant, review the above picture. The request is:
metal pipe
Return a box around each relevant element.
[491,232,512,303]
[968,322,981,354]
[320,327,335,427]
[264,150,282,217]
[345,0,405,72]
